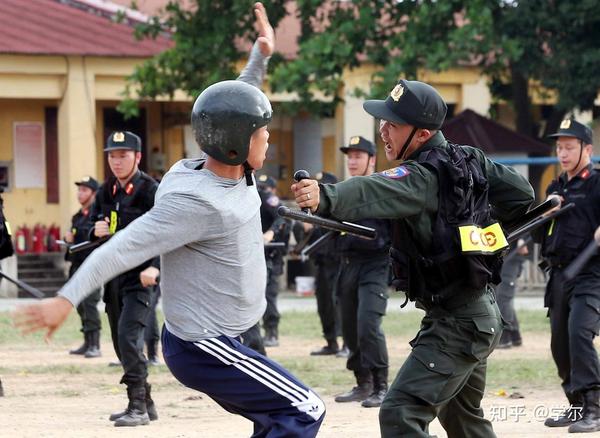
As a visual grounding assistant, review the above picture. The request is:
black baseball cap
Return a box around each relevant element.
[104,131,142,152]
[257,174,277,189]
[75,176,98,191]
[363,79,447,130]
[548,119,593,145]
[340,136,376,156]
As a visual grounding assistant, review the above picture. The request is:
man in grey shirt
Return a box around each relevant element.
[14,3,325,436]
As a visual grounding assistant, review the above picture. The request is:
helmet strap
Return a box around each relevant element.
[396,127,418,161]
[243,161,254,186]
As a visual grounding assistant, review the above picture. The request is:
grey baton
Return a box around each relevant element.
[278,206,377,240]
[563,233,600,280]
[0,270,44,299]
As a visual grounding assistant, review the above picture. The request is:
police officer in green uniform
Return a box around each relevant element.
[91,131,160,427]
[292,79,534,437]
[333,136,392,408]
[66,176,102,358]
[536,119,600,433]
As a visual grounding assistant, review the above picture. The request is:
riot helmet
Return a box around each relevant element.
[191,80,272,166]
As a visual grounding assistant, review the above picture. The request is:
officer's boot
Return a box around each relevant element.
[568,390,600,433]
[113,385,150,427]
[263,327,279,347]
[69,332,89,355]
[362,368,388,408]
[147,341,159,366]
[84,330,101,358]
[544,392,584,427]
[310,338,339,356]
[144,382,159,421]
[335,370,373,403]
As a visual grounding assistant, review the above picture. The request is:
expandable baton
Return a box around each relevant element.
[278,206,377,240]
[300,230,337,261]
[504,197,560,234]
[563,234,600,280]
[69,236,110,254]
[507,203,575,244]
[264,242,286,248]
[0,270,44,299]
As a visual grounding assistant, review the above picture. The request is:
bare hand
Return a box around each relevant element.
[140,266,160,287]
[13,297,73,342]
[254,2,274,57]
[94,218,110,238]
[64,231,74,244]
[263,229,274,244]
[543,194,563,217]
[291,179,320,213]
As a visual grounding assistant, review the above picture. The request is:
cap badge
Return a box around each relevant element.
[258,174,268,182]
[113,132,125,142]
[560,119,571,129]
[82,176,90,182]
[350,136,360,145]
[390,84,404,102]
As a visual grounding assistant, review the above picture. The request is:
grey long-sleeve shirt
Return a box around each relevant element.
[58,43,269,341]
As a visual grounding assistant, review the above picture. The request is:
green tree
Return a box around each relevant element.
[117,0,287,117]
[269,0,600,137]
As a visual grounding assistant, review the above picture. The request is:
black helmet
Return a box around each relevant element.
[363,79,447,130]
[104,131,142,152]
[191,80,272,166]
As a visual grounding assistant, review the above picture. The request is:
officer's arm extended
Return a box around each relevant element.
[314,163,436,222]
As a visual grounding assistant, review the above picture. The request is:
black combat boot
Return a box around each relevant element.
[263,327,279,347]
[310,339,339,356]
[544,392,583,427]
[84,330,101,358]
[362,368,388,408]
[496,329,512,349]
[568,390,600,433]
[335,370,373,403]
[144,383,159,421]
[69,332,89,355]
[113,385,150,427]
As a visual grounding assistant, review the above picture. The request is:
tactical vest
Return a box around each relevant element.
[389,143,505,307]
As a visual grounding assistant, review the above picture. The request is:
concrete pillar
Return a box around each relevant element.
[58,57,97,231]
[461,76,491,116]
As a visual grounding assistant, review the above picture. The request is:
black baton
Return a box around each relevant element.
[563,238,599,280]
[504,197,560,234]
[69,236,110,254]
[0,270,44,299]
[278,206,377,240]
[507,203,575,244]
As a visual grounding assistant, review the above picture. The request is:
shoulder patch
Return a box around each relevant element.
[379,166,410,180]
[267,195,280,207]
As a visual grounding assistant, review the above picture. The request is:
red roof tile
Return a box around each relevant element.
[0,0,171,57]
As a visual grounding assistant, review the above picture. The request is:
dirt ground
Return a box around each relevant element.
[0,331,591,438]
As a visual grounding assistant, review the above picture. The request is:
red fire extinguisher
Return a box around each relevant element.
[15,226,27,254]
[47,224,60,252]
[32,224,48,254]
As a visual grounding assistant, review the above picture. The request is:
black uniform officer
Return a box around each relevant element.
[536,119,600,433]
[66,176,102,358]
[309,171,344,356]
[333,136,392,408]
[90,131,159,426]
[257,174,290,347]
[292,79,534,437]
[0,187,13,397]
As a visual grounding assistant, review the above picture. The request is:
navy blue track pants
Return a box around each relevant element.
[162,326,325,437]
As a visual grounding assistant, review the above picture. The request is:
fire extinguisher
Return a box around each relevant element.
[32,224,47,254]
[15,226,27,254]
[47,224,60,252]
